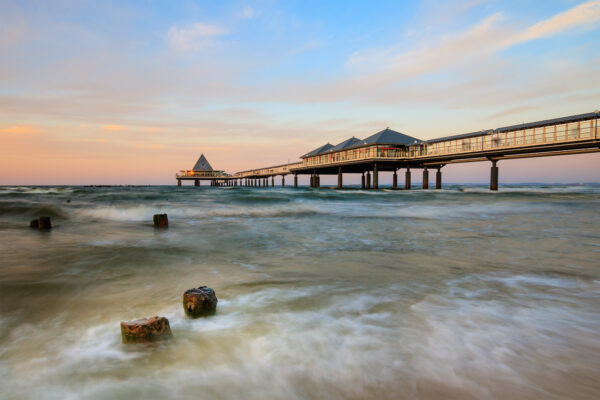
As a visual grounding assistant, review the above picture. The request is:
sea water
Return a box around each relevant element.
[0,184,599,399]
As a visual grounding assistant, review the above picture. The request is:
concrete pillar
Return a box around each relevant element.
[393,170,398,188]
[282,175,285,187]
[436,167,442,189]
[366,171,371,189]
[422,168,429,189]
[490,160,499,191]
[294,174,298,188]
[373,163,378,189]
[405,168,411,190]
[337,167,343,189]
[361,173,365,189]
[177,180,182,187]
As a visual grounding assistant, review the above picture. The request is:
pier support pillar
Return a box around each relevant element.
[373,163,378,189]
[366,171,371,189]
[282,175,285,187]
[436,167,442,189]
[490,160,499,191]
[393,170,398,188]
[361,173,365,189]
[405,168,411,190]
[272,176,275,187]
[315,175,320,188]
[294,174,298,188]
[422,168,429,189]
[177,180,182,187]
[337,167,343,189]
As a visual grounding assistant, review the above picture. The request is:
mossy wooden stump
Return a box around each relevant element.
[30,216,52,230]
[153,214,168,228]
[120,316,172,344]
[183,286,218,317]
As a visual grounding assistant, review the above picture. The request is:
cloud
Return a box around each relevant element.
[238,6,255,20]
[167,22,228,51]
[514,0,600,44]
[103,125,124,131]
[0,125,41,135]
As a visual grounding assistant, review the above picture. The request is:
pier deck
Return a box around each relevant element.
[177,111,599,190]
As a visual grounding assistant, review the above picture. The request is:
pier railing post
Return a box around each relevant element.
[490,160,499,191]
[405,167,411,190]
[422,168,429,189]
[337,167,343,189]
[373,163,378,189]
[436,167,442,189]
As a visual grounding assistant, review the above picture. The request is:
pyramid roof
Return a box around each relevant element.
[192,154,213,171]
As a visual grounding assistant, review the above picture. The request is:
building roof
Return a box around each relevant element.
[426,130,492,144]
[301,143,334,158]
[329,137,362,152]
[495,111,599,133]
[192,154,213,171]
[351,128,422,148]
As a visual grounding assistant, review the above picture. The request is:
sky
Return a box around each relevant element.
[0,0,599,185]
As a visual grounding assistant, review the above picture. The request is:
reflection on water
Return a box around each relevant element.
[1,184,599,399]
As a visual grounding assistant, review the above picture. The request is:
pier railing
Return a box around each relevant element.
[234,162,303,178]
[176,170,231,179]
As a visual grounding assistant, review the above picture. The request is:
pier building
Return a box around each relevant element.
[177,111,600,190]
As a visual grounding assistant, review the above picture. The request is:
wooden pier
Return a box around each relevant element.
[177,111,599,190]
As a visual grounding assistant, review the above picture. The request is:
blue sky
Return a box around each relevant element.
[0,0,599,184]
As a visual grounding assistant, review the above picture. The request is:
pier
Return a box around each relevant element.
[177,111,599,190]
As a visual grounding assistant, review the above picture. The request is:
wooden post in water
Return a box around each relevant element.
[282,175,285,187]
[373,163,378,189]
[490,160,499,191]
[393,170,398,188]
[366,171,371,189]
[294,174,298,188]
[337,167,343,189]
[405,167,411,190]
[361,173,365,189]
[436,167,442,189]
[422,167,429,189]
[177,180,182,187]
[271,176,274,187]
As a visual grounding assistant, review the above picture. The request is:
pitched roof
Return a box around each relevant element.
[192,154,213,171]
[301,143,334,158]
[329,137,362,152]
[352,128,422,148]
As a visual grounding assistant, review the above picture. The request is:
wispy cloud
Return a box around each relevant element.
[167,22,228,51]
[238,6,255,20]
[514,0,600,44]
[103,125,124,131]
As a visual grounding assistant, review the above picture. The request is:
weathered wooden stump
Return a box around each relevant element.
[30,216,51,230]
[120,316,172,344]
[153,214,168,228]
[183,286,218,317]
[38,216,52,230]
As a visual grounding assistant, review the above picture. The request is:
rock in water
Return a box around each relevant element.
[38,216,52,230]
[120,316,172,344]
[153,214,168,228]
[183,286,218,317]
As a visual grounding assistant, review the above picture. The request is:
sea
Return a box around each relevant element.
[0,184,599,399]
